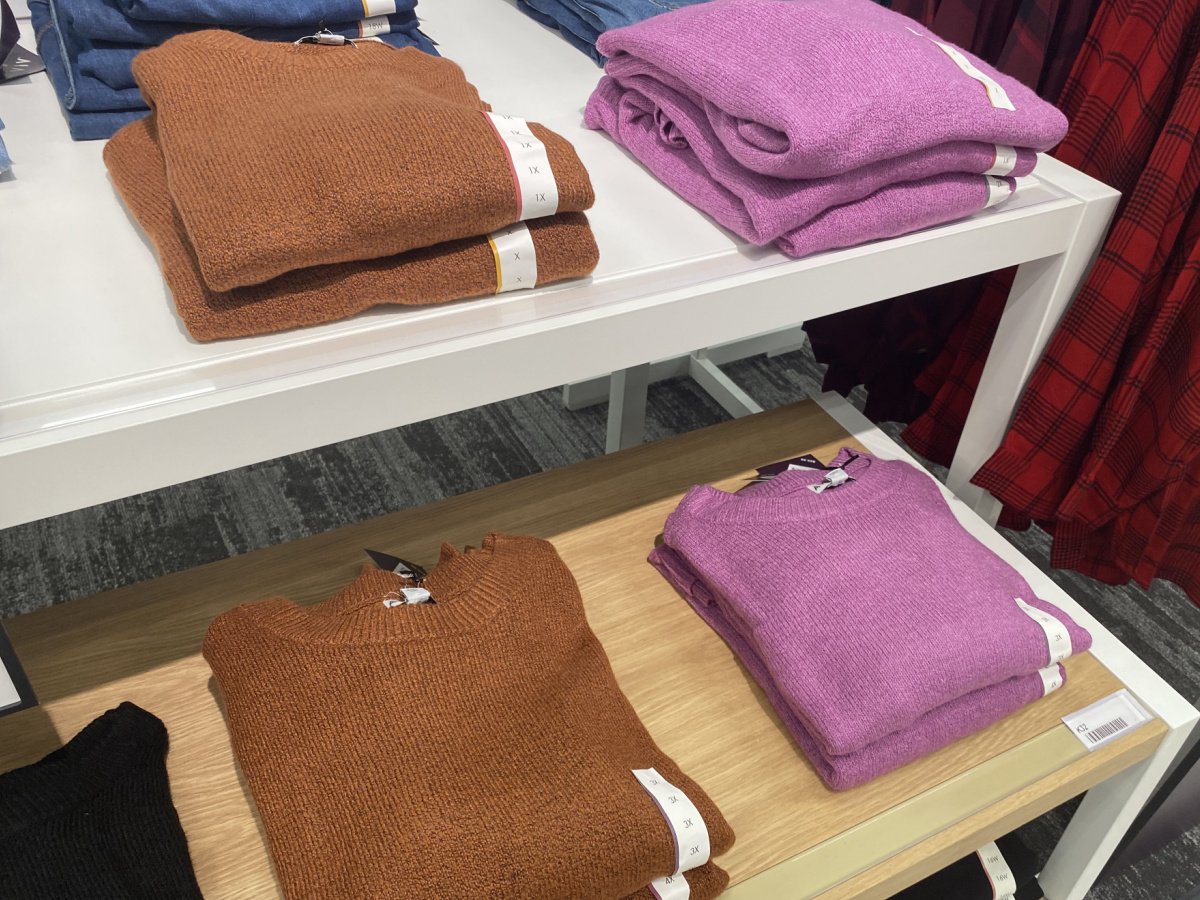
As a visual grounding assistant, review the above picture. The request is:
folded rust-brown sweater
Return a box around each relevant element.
[131,33,594,291]
[204,534,734,900]
[104,117,599,341]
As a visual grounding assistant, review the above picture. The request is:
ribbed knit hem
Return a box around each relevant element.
[0,703,167,839]
[233,533,527,644]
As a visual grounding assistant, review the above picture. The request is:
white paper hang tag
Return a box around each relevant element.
[648,873,690,900]
[1063,690,1152,752]
[361,0,396,15]
[1038,664,1064,696]
[487,223,538,293]
[483,112,559,220]
[908,28,1016,110]
[382,588,433,607]
[976,841,1017,900]
[633,768,711,878]
[1015,598,1072,663]
[357,15,392,36]
[984,145,1019,176]
[984,175,1012,208]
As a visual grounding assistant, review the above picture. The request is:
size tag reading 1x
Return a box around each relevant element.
[984,145,1019,176]
[976,841,1016,900]
[984,175,1012,208]
[483,113,559,220]
[1038,664,1064,697]
[1063,689,1152,752]
[357,15,392,35]
[487,222,538,293]
[1015,597,1072,663]
[633,768,710,878]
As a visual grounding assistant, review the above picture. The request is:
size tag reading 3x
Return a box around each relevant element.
[1063,689,1152,752]
[984,145,1019,176]
[1015,598,1072,663]
[976,841,1016,900]
[487,223,538,293]
[483,113,559,220]
[633,767,710,880]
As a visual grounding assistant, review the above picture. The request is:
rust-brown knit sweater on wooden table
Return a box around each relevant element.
[103,118,599,341]
[203,534,734,900]
[130,34,595,291]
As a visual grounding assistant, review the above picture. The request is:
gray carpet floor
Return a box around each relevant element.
[2,338,1198,898]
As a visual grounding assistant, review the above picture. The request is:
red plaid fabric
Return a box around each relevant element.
[904,0,1200,598]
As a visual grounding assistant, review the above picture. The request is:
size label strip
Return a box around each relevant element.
[484,112,559,220]
[487,223,538,293]
[984,175,1012,208]
[976,841,1016,900]
[1015,597,1072,663]
[357,15,392,35]
[1063,689,1152,752]
[649,873,690,900]
[909,28,1015,110]
[1038,664,1064,697]
[985,145,1019,176]
[634,767,710,879]
[361,0,396,15]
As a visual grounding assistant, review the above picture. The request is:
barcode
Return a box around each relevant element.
[1086,717,1128,743]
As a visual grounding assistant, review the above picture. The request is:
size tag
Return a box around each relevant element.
[984,175,1012,208]
[382,587,433,607]
[1063,690,1152,752]
[1038,664,1064,696]
[483,113,559,220]
[984,145,1019,176]
[360,0,396,15]
[909,28,1015,110]
[649,873,690,900]
[1015,598,1072,664]
[976,841,1016,900]
[808,468,852,493]
[357,15,392,35]
[487,222,538,293]
[633,768,711,876]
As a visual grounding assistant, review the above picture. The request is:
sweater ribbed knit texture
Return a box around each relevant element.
[104,117,599,340]
[650,450,1091,789]
[0,703,204,900]
[130,33,595,291]
[203,534,734,900]
[595,0,1068,181]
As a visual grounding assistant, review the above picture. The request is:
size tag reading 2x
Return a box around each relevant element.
[634,767,710,892]
[984,145,1019,176]
[1015,598,1072,663]
[976,841,1016,900]
[984,175,1012,208]
[487,223,538,293]
[483,113,559,220]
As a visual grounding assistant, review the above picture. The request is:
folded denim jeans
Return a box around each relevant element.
[113,0,416,27]
[31,0,148,138]
[31,0,148,110]
[60,0,418,47]
[516,0,708,61]
[79,26,437,89]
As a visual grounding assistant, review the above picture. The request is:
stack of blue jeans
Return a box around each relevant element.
[32,0,436,140]
[516,0,709,63]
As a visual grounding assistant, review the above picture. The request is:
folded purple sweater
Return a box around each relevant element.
[586,75,1019,256]
[595,0,1069,180]
[650,543,1063,790]
[656,451,1092,764]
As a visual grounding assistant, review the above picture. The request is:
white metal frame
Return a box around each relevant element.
[816,392,1200,900]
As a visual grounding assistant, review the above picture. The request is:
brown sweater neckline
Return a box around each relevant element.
[247,533,513,644]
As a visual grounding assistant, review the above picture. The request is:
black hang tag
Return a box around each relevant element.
[365,549,428,583]
[756,453,829,478]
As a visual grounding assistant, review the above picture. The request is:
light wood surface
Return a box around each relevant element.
[0,401,1165,899]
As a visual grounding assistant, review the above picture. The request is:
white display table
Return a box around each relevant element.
[0,3,1116,530]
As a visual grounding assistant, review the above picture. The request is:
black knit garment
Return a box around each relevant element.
[891,833,1043,900]
[0,702,204,900]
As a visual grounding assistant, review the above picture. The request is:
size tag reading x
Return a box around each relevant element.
[634,767,710,900]
[487,222,538,293]
[483,112,559,220]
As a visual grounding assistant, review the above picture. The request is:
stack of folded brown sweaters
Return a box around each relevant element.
[104,31,599,340]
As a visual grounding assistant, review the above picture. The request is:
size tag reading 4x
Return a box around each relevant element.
[483,113,559,220]
[1063,690,1152,752]
[487,223,538,293]
[1038,664,1064,697]
[634,767,710,891]
[976,841,1016,900]
[1015,598,1072,664]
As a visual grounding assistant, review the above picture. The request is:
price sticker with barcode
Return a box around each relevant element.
[1062,689,1152,752]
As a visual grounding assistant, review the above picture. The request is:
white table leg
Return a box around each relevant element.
[1040,717,1198,900]
[606,363,651,454]
[946,159,1120,525]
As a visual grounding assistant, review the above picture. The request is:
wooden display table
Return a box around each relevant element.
[0,397,1190,900]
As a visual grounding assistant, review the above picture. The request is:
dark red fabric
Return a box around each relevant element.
[904,0,1200,600]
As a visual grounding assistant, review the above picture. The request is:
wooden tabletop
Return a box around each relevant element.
[0,401,1165,899]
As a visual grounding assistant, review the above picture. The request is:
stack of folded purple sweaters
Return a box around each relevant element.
[649,449,1092,790]
[585,0,1069,258]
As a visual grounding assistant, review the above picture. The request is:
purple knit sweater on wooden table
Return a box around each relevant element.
[649,450,1092,789]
